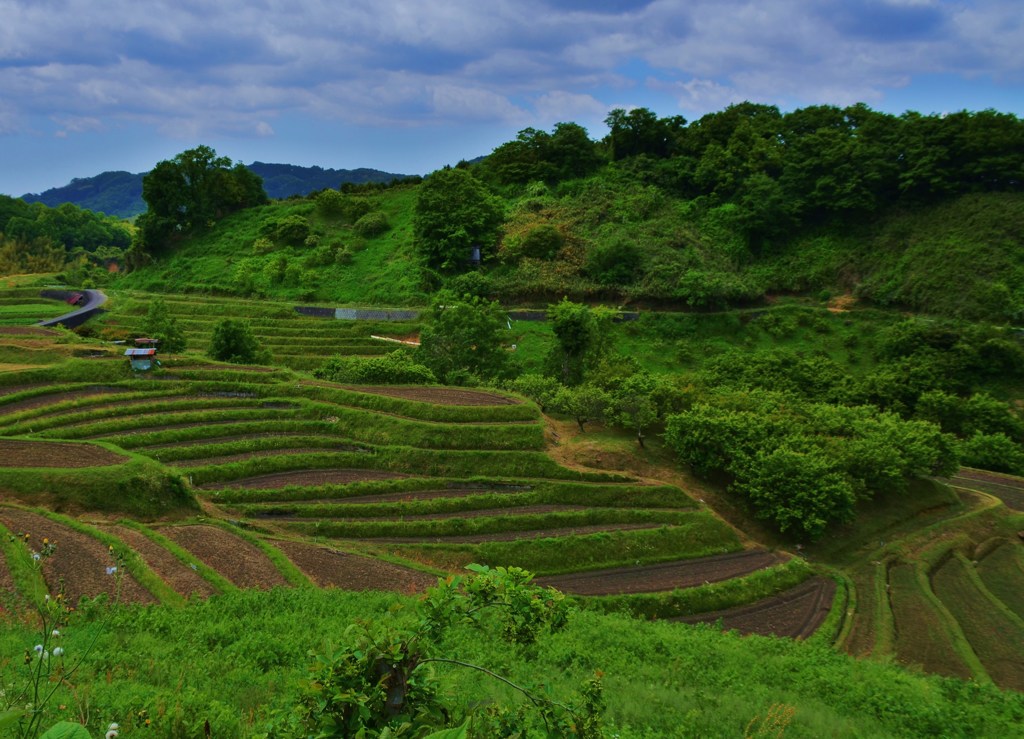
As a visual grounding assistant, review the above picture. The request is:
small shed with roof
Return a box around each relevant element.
[124,347,157,371]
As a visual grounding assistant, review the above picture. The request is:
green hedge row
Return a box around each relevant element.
[233,483,694,518]
[184,448,627,485]
[385,517,742,576]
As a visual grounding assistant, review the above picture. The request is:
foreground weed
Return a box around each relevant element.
[0,535,125,739]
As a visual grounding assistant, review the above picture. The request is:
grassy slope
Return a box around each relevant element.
[117,186,427,305]
[0,587,1022,738]
[113,170,1024,324]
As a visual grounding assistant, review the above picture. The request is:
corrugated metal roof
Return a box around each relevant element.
[124,348,157,356]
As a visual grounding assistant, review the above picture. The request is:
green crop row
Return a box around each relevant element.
[0,453,197,518]
[0,517,48,609]
[288,381,538,423]
[0,395,290,434]
[233,483,693,518]
[284,507,693,539]
[384,516,741,575]
[27,406,303,440]
[146,434,372,463]
[183,447,627,485]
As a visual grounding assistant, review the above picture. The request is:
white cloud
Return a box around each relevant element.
[0,0,1020,143]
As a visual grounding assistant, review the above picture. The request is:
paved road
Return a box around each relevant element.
[38,289,108,328]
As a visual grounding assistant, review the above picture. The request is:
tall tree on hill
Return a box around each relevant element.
[134,146,267,257]
[413,168,503,271]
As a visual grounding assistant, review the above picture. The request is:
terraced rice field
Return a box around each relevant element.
[0,369,824,638]
[837,527,1024,691]
[947,467,1024,510]
[98,292,419,370]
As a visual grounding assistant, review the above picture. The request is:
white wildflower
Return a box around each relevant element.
[52,647,64,657]
[32,553,40,561]
[106,722,119,739]
[33,644,43,654]
[105,566,117,576]
[51,629,60,637]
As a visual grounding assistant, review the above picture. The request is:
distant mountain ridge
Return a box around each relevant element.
[21,162,415,219]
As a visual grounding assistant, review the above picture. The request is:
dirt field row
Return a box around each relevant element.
[0,386,124,415]
[0,509,155,605]
[537,549,786,595]
[948,468,1024,510]
[0,439,127,468]
[677,577,836,639]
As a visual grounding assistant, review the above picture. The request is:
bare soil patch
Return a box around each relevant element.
[340,384,520,406]
[0,439,127,468]
[0,387,124,416]
[273,540,437,592]
[199,469,407,490]
[103,525,218,600]
[676,576,836,639]
[0,509,155,605]
[536,549,785,595]
[160,524,289,589]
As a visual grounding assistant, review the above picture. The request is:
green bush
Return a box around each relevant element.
[208,319,266,364]
[353,211,390,237]
[314,350,437,385]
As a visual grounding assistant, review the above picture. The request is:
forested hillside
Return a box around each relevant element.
[116,104,1024,323]
[19,163,413,219]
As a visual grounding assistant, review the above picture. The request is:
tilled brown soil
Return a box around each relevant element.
[338,384,520,406]
[948,468,1024,510]
[676,576,837,639]
[199,469,408,490]
[0,439,127,468]
[536,549,786,596]
[102,525,218,600]
[273,540,437,593]
[370,522,664,544]
[0,509,155,605]
[160,524,290,589]
[0,387,124,415]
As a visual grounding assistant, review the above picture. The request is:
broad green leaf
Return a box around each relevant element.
[39,721,93,739]
[0,709,27,730]
[423,719,470,739]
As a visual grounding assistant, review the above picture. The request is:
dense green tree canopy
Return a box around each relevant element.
[417,295,513,383]
[137,145,267,254]
[413,168,503,270]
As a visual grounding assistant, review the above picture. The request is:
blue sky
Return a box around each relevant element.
[1,0,1021,196]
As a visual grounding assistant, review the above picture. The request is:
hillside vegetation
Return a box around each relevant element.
[2,100,1024,738]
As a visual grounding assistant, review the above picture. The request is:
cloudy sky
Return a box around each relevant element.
[1,0,1021,196]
